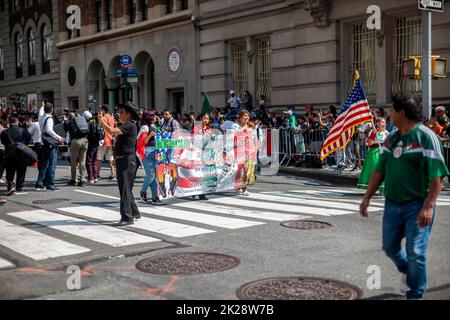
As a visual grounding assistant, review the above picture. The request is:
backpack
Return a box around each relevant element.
[88,121,104,142]
[71,116,89,137]
[96,123,104,141]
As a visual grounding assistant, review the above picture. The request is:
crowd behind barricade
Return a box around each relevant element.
[1,90,450,205]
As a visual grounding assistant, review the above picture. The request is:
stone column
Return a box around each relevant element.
[101,0,107,31]
[105,77,119,110]
[136,0,143,22]
[246,37,256,100]
[173,0,180,13]
[131,82,139,105]
[377,16,393,107]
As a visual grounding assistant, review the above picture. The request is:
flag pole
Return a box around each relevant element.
[354,70,380,153]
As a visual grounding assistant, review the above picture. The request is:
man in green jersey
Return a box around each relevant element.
[360,94,449,300]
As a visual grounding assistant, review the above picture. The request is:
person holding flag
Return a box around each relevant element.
[320,71,373,163]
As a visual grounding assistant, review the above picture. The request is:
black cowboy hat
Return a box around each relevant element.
[117,101,141,121]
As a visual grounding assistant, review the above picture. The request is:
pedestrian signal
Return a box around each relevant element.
[402,57,421,79]
[402,56,448,79]
[432,57,447,78]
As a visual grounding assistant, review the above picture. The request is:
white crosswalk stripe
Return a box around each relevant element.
[0,257,14,269]
[0,219,90,261]
[207,196,353,216]
[283,190,450,207]
[245,192,381,212]
[170,200,310,221]
[266,191,385,207]
[130,206,265,229]
[58,206,215,238]
[7,210,161,247]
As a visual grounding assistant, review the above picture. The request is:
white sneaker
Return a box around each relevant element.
[242,190,250,196]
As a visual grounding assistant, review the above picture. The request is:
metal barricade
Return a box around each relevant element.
[277,127,372,170]
[278,128,327,168]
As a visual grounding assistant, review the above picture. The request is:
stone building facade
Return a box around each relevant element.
[199,0,450,111]
[0,0,60,109]
[57,0,199,113]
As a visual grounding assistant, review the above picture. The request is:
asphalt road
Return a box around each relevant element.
[0,164,449,300]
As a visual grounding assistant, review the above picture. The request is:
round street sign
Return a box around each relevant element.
[120,55,132,68]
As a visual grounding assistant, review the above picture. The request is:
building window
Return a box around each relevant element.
[68,66,76,87]
[349,22,376,103]
[0,47,4,80]
[25,0,33,8]
[1,0,5,12]
[15,33,23,78]
[256,39,271,102]
[392,15,422,95]
[41,24,50,74]
[107,0,113,29]
[95,1,101,32]
[166,0,173,14]
[12,0,19,12]
[181,0,188,10]
[141,0,148,20]
[128,0,136,24]
[231,41,249,97]
[27,29,36,76]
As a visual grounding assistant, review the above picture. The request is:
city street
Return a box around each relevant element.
[0,164,449,300]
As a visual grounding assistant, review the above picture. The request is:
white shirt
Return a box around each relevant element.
[39,113,62,140]
[28,121,42,144]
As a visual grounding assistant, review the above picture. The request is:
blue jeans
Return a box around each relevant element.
[140,148,158,201]
[382,199,435,299]
[37,146,58,187]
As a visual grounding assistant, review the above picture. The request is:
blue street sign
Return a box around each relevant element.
[116,68,137,75]
[120,55,132,68]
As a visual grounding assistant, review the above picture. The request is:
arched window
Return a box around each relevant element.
[27,28,36,76]
[15,33,23,78]
[41,24,50,74]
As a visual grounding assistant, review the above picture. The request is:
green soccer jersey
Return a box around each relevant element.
[375,124,450,203]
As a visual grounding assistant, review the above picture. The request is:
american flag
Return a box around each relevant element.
[320,79,373,160]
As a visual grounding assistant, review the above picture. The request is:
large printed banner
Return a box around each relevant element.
[154,128,280,199]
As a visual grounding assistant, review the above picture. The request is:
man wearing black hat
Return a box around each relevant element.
[99,102,141,226]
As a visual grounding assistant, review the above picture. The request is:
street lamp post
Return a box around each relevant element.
[422,10,432,120]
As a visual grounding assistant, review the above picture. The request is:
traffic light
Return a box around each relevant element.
[432,57,448,78]
[402,57,421,79]
[402,56,448,79]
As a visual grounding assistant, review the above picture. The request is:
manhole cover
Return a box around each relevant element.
[281,220,331,229]
[236,277,362,300]
[136,252,240,275]
[32,198,70,205]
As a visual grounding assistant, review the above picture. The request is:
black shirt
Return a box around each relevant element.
[114,121,137,157]
[0,125,31,149]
